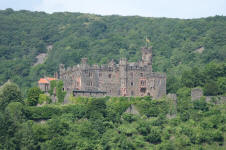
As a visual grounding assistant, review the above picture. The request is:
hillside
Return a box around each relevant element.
[0,82,226,149]
[0,9,226,93]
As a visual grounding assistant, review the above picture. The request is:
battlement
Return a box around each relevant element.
[149,72,166,78]
[59,45,166,99]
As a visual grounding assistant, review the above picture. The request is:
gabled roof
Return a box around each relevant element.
[38,77,57,84]
[38,78,49,84]
[46,77,57,81]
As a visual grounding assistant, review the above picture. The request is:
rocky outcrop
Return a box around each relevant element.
[125,104,140,115]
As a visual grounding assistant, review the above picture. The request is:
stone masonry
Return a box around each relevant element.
[59,46,166,99]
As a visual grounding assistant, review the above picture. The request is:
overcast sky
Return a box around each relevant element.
[1,0,226,18]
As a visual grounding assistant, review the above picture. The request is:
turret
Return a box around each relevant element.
[59,64,65,79]
[141,46,152,72]
[119,58,127,96]
[81,58,89,69]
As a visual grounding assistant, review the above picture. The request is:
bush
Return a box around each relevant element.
[0,81,23,110]
[27,87,42,106]
[24,105,62,120]
[38,94,51,104]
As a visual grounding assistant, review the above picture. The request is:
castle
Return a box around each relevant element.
[58,46,166,99]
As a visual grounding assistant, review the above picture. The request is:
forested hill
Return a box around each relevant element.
[0,8,226,93]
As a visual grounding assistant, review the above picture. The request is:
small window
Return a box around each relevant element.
[88,72,93,78]
[131,82,133,86]
[140,80,146,86]
[140,73,144,77]
[87,81,93,86]
[140,88,146,93]
[108,74,112,78]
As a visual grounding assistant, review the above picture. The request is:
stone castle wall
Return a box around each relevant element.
[59,46,166,99]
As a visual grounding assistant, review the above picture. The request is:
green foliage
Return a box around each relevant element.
[5,102,25,123]
[0,9,226,94]
[38,94,51,104]
[27,87,42,106]
[24,105,62,120]
[217,77,226,95]
[0,95,226,149]
[204,80,219,96]
[49,80,66,103]
[0,9,226,149]
[122,113,138,123]
[0,81,23,110]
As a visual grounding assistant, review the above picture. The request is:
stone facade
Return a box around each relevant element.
[191,88,203,101]
[59,46,166,99]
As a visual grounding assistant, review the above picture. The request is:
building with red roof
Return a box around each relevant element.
[38,77,57,92]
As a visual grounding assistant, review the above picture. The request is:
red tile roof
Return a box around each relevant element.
[46,77,57,81]
[38,78,49,84]
[38,77,57,84]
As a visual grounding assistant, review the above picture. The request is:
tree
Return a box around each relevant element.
[56,80,66,103]
[0,81,23,110]
[203,80,218,96]
[217,77,226,95]
[27,87,42,106]
[38,94,51,104]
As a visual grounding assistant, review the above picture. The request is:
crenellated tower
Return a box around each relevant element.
[141,46,152,72]
[119,58,127,96]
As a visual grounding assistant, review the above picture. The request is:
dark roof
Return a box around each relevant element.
[73,90,107,94]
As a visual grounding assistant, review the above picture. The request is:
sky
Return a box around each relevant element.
[0,0,226,19]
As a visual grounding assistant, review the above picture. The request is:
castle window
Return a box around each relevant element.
[86,81,93,86]
[140,88,146,93]
[140,73,144,77]
[88,72,93,78]
[131,82,133,86]
[140,80,146,86]
[108,74,112,78]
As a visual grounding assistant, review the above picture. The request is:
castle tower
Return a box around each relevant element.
[119,58,127,96]
[59,64,65,79]
[141,46,152,72]
[81,58,89,69]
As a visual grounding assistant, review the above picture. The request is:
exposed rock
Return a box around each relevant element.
[167,93,177,102]
[33,45,53,66]
[125,104,140,115]
[166,114,176,119]
[191,88,203,101]
[33,53,47,66]
[194,46,204,54]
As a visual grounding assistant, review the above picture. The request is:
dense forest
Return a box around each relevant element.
[0,8,226,149]
[0,81,226,149]
[0,8,226,94]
